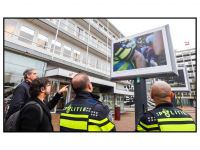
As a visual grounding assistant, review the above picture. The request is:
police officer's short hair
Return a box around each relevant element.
[23,68,36,80]
[72,72,90,93]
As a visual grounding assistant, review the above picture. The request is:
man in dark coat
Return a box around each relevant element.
[6,68,38,120]
[19,77,68,131]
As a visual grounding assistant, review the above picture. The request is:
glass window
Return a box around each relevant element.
[73,49,80,62]
[191,55,195,60]
[98,41,102,50]
[68,21,75,34]
[108,94,114,112]
[77,27,83,39]
[90,56,96,67]
[85,32,88,42]
[4,19,17,37]
[104,27,107,34]
[36,34,49,49]
[102,63,106,71]
[63,45,71,58]
[108,32,112,38]
[99,24,103,31]
[82,53,87,64]
[92,19,98,27]
[51,40,61,55]
[5,51,46,77]
[91,36,97,48]
[96,59,101,69]
[60,19,66,29]
[103,44,107,52]
[18,26,35,44]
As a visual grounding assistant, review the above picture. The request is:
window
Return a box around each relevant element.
[51,40,61,55]
[82,53,87,64]
[102,63,106,71]
[99,24,103,31]
[77,27,83,39]
[5,19,17,37]
[98,41,102,50]
[92,19,98,27]
[63,45,71,58]
[18,26,35,44]
[60,19,66,29]
[73,49,80,62]
[37,34,49,49]
[68,21,75,34]
[104,27,107,34]
[85,32,89,42]
[108,32,112,38]
[90,56,96,68]
[103,44,107,52]
[96,59,101,70]
[91,36,97,48]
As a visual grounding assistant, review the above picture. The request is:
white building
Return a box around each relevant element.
[4,18,135,113]
[175,48,196,106]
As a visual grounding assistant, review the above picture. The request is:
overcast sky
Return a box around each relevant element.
[109,19,195,51]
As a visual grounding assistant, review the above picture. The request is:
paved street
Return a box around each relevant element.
[51,106,196,132]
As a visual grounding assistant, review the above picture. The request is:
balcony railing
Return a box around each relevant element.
[46,19,111,57]
[4,30,111,76]
[83,19,117,41]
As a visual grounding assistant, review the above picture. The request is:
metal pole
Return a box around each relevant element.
[134,78,147,128]
[86,22,90,69]
[106,21,109,75]
[52,19,60,60]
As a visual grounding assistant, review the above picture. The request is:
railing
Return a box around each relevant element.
[47,19,111,57]
[83,19,117,41]
[4,30,111,76]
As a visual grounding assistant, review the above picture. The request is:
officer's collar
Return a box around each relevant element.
[156,103,173,108]
[74,91,100,101]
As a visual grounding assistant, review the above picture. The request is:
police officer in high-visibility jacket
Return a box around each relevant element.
[136,81,196,132]
[60,72,116,132]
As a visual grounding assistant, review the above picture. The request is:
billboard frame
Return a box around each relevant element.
[111,25,178,80]
[155,67,191,92]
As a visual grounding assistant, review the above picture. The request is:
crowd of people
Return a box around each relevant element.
[4,68,196,132]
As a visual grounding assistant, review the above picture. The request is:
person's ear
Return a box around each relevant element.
[88,83,92,90]
[170,92,174,99]
[41,87,45,93]
[150,92,154,99]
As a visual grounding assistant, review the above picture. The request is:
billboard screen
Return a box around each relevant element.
[155,67,191,92]
[111,25,178,80]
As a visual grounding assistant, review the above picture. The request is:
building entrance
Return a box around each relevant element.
[56,83,68,112]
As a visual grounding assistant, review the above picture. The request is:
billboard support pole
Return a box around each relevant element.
[134,77,147,128]
[171,92,177,107]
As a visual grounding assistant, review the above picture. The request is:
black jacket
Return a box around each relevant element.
[19,93,62,132]
[6,81,31,120]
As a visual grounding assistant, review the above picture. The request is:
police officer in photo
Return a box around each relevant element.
[60,72,116,132]
[136,81,196,132]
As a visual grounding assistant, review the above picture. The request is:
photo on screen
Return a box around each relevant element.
[113,30,167,72]
[155,69,186,87]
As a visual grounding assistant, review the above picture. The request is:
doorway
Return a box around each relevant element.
[56,83,68,112]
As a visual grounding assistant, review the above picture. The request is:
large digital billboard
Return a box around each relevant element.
[155,67,191,92]
[111,25,178,80]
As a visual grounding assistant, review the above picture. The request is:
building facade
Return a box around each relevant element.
[4,18,135,114]
[175,48,196,106]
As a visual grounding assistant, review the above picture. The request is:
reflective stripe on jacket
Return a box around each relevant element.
[150,107,196,131]
[60,98,115,132]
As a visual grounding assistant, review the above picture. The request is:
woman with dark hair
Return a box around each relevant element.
[19,77,68,131]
